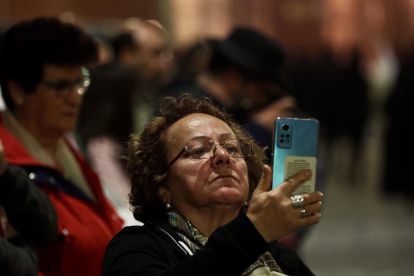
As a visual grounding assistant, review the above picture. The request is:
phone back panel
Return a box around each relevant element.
[271,118,319,193]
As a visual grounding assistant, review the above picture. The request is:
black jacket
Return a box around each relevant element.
[0,165,58,276]
[102,213,314,276]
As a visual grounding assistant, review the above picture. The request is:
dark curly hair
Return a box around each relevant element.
[127,93,267,222]
[0,17,98,110]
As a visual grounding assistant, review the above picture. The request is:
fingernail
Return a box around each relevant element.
[319,201,322,206]
[319,192,324,198]
[315,212,322,217]
[288,178,295,185]
[305,169,311,176]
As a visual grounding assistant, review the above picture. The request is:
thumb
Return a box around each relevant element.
[254,165,272,194]
[277,169,312,195]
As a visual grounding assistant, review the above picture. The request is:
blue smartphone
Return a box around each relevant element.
[271,118,319,195]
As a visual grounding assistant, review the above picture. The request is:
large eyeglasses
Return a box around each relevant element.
[41,67,91,98]
[168,137,251,167]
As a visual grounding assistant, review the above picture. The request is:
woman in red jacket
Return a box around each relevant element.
[0,17,123,276]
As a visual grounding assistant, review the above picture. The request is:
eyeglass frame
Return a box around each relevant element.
[167,137,252,168]
[40,67,91,98]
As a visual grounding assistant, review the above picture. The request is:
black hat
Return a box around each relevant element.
[216,27,285,81]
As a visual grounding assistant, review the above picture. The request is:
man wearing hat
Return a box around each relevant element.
[196,26,297,149]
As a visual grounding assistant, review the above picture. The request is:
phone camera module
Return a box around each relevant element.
[282,124,290,132]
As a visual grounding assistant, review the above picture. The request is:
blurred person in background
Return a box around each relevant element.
[102,94,323,276]
[1,139,57,276]
[383,50,414,200]
[75,19,172,225]
[75,31,139,224]
[284,0,369,183]
[287,48,368,183]
[117,18,173,131]
[0,17,123,276]
[167,27,299,152]
[163,39,218,98]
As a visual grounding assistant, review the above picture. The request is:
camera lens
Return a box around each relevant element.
[282,124,289,132]
[280,139,284,143]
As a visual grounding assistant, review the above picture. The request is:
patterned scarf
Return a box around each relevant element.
[167,212,286,275]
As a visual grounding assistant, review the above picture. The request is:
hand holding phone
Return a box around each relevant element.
[271,118,319,195]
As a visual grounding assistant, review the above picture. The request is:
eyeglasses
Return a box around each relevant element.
[41,67,91,99]
[168,137,251,167]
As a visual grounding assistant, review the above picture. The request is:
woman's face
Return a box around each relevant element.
[17,65,84,137]
[164,113,249,213]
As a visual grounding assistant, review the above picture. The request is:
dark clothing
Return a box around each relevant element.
[102,213,314,276]
[0,236,38,276]
[384,67,414,196]
[0,165,58,276]
[287,50,368,143]
[0,166,58,244]
[76,62,138,158]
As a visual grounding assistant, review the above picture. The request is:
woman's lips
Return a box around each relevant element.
[211,175,239,184]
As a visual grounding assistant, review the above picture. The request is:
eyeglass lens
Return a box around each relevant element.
[186,138,249,159]
[43,67,91,98]
[52,77,90,97]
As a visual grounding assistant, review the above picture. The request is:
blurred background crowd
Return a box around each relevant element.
[0,0,413,275]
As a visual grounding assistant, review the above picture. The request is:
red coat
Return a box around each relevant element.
[0,124,124,276]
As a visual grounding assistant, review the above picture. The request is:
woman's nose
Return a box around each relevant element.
[211,145,231,167]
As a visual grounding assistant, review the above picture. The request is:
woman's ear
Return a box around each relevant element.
[157,185,171,204]
[8,80,25,107]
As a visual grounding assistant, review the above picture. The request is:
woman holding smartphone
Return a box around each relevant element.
[103,94,323,276]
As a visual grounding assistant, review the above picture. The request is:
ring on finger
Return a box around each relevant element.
[291,195,305,209]
[301,207,307,218]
